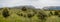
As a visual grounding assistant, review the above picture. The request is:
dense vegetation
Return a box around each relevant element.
[0,7,60,22]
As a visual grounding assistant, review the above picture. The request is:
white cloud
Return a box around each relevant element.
[0,0,60,9]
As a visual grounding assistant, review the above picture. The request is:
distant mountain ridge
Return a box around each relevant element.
[13,5,36,9]
[0,5,37,10]
[43,6,60,10]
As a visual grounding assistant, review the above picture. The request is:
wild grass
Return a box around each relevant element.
[0,8,60,22]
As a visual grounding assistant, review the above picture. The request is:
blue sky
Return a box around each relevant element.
[0,0,60,9]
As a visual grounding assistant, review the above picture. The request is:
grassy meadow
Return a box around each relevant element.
[0,7,60,22]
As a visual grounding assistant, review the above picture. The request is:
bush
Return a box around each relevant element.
[49,11,53,17]
[16,13,23,16]
[21,7,27,11]
[37,12,47,19]
[50,11,53,15]
[54,11,59,15]
[2,8,9,18]
[27,13,35,18]
[37,11,47,22]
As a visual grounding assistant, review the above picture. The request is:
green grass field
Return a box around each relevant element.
[0,8,60,22]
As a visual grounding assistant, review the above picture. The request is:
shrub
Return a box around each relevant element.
[49,11,53,17]
[2,8,9,18]
[27,13,35,18]
[16,13,23,16]
[21,7,27,11]
[37,11,47,22]
[37,12,47,20]
[50,11,53,15]
[54,11,59,15]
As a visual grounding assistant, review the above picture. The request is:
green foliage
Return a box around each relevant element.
[50,11,53,15]
[37,10,47,22]
[2,8,9,18]
[0,8,60,22]
[54,11,59,15]
[22,7,27,11]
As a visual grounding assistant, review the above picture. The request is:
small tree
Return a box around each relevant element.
[50,11,53,15]
[2,8,9,18]
[49,11,53,16]
[54,11,59,15]
[37,12,47,22]
[16,13,23,16]
[21,7,27,11]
